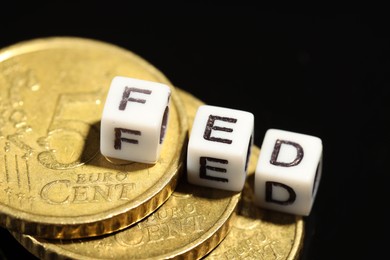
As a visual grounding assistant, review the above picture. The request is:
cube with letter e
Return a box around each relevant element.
[254,129,323,216]
[186,105,254,192]
[100,76,171,163]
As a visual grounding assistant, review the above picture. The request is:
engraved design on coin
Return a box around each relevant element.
[114,202,204,247]
[0,61,37,210]
[39,171,136,205]
[37,90,101,170]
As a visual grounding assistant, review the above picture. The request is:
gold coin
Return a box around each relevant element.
[0,37,187,239]
[11,89,303,259]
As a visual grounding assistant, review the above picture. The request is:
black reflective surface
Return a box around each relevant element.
[1,9,388,260]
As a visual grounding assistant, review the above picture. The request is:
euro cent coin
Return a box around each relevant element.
[0,37,188,239]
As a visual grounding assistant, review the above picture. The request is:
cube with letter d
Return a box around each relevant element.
[254,129,323,216]
[100,76,171,163]
[187,105,254,192]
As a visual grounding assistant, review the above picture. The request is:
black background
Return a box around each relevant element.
[1,7,389,260]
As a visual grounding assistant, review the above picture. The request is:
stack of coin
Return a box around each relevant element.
[0,37,304,259]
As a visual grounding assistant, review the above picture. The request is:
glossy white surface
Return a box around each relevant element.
[254,129,323,216]
[100,76,171,163]
[187,105,254,192]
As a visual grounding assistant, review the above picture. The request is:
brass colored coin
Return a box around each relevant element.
[0,37,187,239]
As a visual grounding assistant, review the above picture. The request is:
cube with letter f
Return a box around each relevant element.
[187,105,254,192]
[100,76,171,163]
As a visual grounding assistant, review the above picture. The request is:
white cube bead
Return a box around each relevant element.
[187,105,254,192]
[100,76,171,163]
[254,129,323,216]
